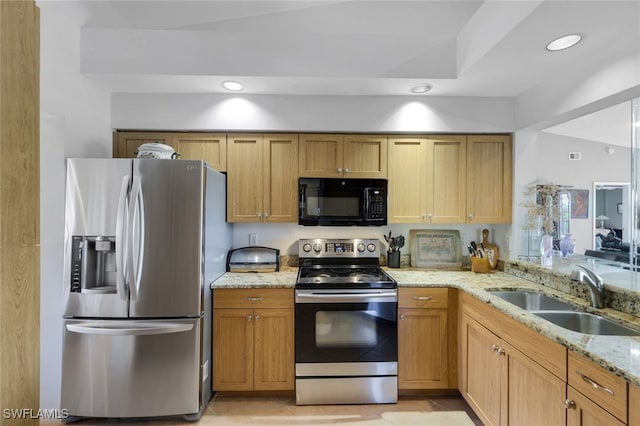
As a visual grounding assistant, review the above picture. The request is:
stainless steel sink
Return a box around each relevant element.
[489,291,576,311]
[532,311,640,336]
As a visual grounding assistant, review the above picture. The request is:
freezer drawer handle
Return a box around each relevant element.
[66,322,193,336]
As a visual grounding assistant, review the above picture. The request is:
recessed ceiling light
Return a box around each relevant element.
[411,83,433,94]
[546,34,582,51]
[222,81,244,91]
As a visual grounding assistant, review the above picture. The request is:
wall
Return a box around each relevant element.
[38,1,113,411]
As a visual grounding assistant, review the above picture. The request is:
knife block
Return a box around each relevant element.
[471,256,491,273]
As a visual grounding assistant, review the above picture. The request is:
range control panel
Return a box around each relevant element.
[298,238,380,258]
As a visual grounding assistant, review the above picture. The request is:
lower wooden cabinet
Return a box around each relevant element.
[566,386,625,426]
[460,293,567,426]
[213,288,294,391]
[398,288,452,389]
[566,350,628,425]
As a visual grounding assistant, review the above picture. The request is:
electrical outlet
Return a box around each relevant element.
[249,233,258,246]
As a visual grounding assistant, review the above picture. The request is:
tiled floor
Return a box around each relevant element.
[62,395,483,426]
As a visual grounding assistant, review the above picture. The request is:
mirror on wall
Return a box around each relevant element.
[592,182,631,249]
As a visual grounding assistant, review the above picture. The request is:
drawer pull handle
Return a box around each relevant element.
[576,371,615,397]
[246,297,264,302]
[412,296,433,301]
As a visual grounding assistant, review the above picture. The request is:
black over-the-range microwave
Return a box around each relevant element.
[298,178,387,226]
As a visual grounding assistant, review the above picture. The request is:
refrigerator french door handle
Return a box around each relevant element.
[66,322,193,336]
[127,176,142,301]
[115,175,130,301]
[134,177,145,300]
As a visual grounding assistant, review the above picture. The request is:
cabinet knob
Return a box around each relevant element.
[257,212,262,218]
[400,313,405,320]
[255,315,260,321]
[248,315,253,321]
[428,213,433,222]
[345,168,350,173]
[491,344,499,352]
[337,168,343,173]
[564,399,575,409]
[468,214,474,220]
[497,348,506,356]
[264,213,269,219]
[422,214,426,222]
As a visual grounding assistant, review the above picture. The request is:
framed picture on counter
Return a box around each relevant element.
[570,189,589,218]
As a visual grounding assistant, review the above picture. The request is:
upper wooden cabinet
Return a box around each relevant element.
[299,134,387,178]
[388,135,467,223]
[227,133,298,223]
[466,135,512,224]
[112,132,178,159]
[174,133,226,172]
[113,131,227,172]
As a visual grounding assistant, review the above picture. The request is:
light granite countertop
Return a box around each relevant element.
[211,266,640,387]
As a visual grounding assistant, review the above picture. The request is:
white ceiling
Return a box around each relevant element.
[58,0,640,141]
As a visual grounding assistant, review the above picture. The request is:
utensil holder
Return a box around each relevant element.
[471,256,491,273]
[387,251,401,268]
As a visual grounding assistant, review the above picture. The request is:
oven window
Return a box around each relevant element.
[295,301,397,364]
[316,311,377,348]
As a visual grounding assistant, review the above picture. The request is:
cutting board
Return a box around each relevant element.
[481,228,499,269]
[410,229,462,269]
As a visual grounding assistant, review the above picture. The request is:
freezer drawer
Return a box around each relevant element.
[61,318,203,418]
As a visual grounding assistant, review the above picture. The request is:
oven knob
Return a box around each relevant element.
[313,243,322,253]
[302,243,312,253]
[367,243,376,252]
[357,243,365,252]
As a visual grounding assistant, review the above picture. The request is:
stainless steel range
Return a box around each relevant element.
[295,238,398,405]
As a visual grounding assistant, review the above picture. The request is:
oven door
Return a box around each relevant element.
[294,289,397,364]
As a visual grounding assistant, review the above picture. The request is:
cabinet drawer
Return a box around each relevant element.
[568,351,627,422]
[214,288,293,309]
[399,288,448,308]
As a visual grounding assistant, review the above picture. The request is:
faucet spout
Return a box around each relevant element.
[570,265,605,308]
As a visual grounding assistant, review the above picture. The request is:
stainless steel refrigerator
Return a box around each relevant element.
[61,158,230,420]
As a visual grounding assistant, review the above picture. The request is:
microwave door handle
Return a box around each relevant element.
[115,175,130,301]
[363,188,371,219]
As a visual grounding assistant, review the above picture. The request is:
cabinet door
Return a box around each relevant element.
[343,135,387,178]
[466,135,512,223]
[398,308,448,389]
[263,134,298,223]
[299,134,343,177]
[387,137,428,223]
[175,133,226,172]
[427,136,467,223]
[566,386,625,426]
[253,308,294,391]
[213,308,254,391]
[630,384,640,426]
[112,132,177,158]
[461,314,504,426]
[227,134,263,222]
[506,342,566,426]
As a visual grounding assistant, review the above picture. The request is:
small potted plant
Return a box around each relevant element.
[384,231,405,268]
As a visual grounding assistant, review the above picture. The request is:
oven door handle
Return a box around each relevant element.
[295,291,397,303]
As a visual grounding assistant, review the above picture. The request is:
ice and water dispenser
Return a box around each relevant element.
[70,235,117,293]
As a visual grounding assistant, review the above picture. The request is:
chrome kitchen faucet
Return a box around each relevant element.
[570,265,605,308]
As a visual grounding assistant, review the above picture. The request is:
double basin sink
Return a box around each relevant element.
[489,290,640,336]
